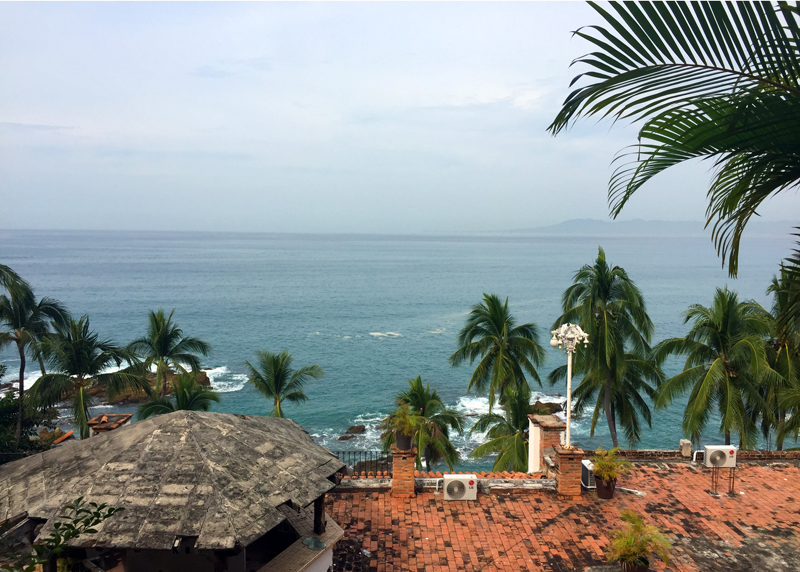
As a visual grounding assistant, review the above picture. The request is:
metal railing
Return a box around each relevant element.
[333,451,393,476]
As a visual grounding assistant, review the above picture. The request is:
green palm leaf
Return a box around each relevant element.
[550,1,800,277]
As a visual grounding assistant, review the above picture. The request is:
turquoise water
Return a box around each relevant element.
[0,229,793,468]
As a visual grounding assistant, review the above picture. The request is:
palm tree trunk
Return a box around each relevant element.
[159,360,166,397]
[725,430,731,446]
[777,409,786,451]
[14,341,26,450]
[604,370,619,448]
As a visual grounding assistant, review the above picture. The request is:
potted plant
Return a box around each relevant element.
[380,403,419,450]
[607,509,671,572]
[591,447,632,499]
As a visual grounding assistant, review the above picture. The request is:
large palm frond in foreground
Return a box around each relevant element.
[549,1,800,277]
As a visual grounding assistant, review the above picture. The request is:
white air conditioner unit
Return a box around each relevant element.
[581,459,596,490]
[443,474,478,501]
[704,445,738,468]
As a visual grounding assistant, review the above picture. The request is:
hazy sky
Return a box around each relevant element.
[1,2,797,234]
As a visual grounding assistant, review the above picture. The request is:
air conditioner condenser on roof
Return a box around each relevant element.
[581,459,596,490]
[704,445,737,468]
[443,474,478,501]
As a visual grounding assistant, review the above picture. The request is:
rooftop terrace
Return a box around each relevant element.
[327,461,800,572]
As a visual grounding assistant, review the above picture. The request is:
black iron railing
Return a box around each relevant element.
[333,450,393,476]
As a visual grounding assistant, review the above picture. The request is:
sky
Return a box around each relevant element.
[1,1,798,234]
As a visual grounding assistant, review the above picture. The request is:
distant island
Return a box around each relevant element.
[504,218,797,238]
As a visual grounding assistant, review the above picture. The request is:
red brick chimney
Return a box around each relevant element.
[554,445,584,499]
[391,445,417,497]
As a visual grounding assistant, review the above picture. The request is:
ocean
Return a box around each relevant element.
[0,227,794,469]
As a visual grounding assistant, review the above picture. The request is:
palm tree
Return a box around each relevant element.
[469,385,541,473]
[136,372,220,419]
[31,316,151,439]
[245,349,324,418]
[549,348,662,449]
[128,309,211,397]
[551,247,654,448]
[764,268,800,449]
[653,288,774,448]
[0,264,32,303]
[0,285,69,448]
[380,376,465,472]
[549,1,800,279]
[449,294,545,412]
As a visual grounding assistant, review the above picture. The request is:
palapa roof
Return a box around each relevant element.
[0,411,345,551]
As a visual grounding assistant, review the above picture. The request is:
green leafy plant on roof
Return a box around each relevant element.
[606,509,672,571]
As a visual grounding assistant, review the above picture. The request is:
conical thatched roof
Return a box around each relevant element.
[0,411,344,550]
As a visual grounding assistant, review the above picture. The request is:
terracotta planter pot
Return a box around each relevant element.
[596,478,616,499]
[395,433,412,450]
[620,558,648,572]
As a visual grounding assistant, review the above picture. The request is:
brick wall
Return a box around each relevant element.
[391,445,417,497]
[573,448,800,463]
[554,445,583,498]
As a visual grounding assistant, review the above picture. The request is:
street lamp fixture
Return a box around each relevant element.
[550,323,589,449]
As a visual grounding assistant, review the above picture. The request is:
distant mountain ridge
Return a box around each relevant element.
[509,218,797,238]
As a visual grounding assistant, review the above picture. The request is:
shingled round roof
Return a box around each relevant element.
[0,411,345,551]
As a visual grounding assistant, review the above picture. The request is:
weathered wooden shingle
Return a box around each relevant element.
[0,411,344,550]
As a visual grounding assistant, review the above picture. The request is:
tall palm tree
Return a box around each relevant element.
[764,268,800,449]
[0,285,69,448]
[381,376,465,472]
[31,316,151,439]
[449,294,545,412]
[245,349,324,418]
[549,1,800,279]
[469,385,541,473]
[136,372,220,419]
[551,247,654,447]
[549,348,662,449]
[128,309,211,397]
[653,288,774,448]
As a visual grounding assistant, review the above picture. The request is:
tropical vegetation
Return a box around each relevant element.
[549,248,659,448]
[549,1,800,280]
[0,282,69,448]
[653,288,775,448]
[30,316,151,439]
[128,309,211,397]
[245,349,324,418]
[591,446,632,484]
[136,372,221,419]
[468,385,546,472]
[606,509,672,571]
[380,376,465,472]
[450,293,545,412]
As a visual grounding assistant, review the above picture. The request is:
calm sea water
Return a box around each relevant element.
[0,229,794,469]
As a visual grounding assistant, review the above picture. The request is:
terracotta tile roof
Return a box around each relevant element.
[52,430,73,444]
[340,471,549,480]
[328,462,800,571]
[86,413,133,432]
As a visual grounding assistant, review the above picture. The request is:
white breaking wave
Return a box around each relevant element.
[428,328,446,334]
[205,366,248,393]
[369,332,402,338]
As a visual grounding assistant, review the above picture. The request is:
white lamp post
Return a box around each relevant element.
[550,323,589,449]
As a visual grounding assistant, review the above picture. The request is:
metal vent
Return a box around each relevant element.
[446,480,466,500]
[709,450,728,467]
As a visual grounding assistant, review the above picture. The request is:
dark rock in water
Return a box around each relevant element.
[533,400,563,414]
[338,434,356,441]
[0,382,13,391]
[464,413,478,417]
[346,425,366,434]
